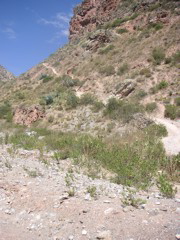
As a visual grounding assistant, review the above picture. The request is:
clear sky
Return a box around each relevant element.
[0,0,82,76]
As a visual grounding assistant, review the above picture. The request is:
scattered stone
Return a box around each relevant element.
[176,234,180,240]
[96,230,112,240]
[103,200,111,204]
[175,198,180,203]
[84,193,91,201]
[69,235,74,240]
[82,230,87,235]
[155,201,161,205]
[104,208,114,215]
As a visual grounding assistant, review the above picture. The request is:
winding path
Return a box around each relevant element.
[42,63,59,76]
[154,118,180,156]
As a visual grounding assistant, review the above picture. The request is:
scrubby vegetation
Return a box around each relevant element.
[164,104,180,120]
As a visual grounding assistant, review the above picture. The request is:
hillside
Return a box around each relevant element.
[0,65,15,82]
[0,1,180,239]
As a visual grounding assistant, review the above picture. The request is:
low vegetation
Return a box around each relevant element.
[8,121,178,190]
[164,104,180,120]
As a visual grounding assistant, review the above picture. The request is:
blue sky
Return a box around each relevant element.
[0,0,82,76]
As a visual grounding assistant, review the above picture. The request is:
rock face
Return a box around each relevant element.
[0,65,15,82]
[69,0,119,40]
[13,106,45,126]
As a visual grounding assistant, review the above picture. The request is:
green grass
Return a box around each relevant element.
[99,44,115,54]
[104,98,144,123]
[117,63,129,76]
[99,65,116,76]
[116,28,129,34]
[152,47,166,65]
[164,104,180,120]
[8,122,179,189]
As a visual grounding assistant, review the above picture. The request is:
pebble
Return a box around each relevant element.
[175,198,180,203]
[82,230,87,235]
[176,234,180,240]
[69,235,74,240]
[155,201,161,205]
[104,208,114,215]
[96,230,112,240]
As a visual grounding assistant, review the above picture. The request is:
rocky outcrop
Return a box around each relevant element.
[69,0,119,40]
[0,65,15,82]
[13,106,45,126]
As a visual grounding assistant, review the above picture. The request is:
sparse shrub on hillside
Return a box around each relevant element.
[91,101,104,112]
[16,91,25,100]
[152,47,166,65]
[157,174,177,198]
[117,63,129,76]
[104,98,143,123]
[145,102,157,112]
[0,102,12,122]
[172,50,180,66]
[61,75,80,87]
[66,92,79,109]
[149,22,163,31]
[135,90,147,100]
[139,68,151,78]
[99,65,116,76]
[116,28,128,34]
[148,3,161,11]
[150,81,168,94]
[99,44,115,54]
[40,74,53,83]
[80,93,95,105]
[164,104,180,120]
[175,97,180,106]
[44,95,54,105]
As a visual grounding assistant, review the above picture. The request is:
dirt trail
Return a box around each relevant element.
[154,118,180,156]
[42,63,59,76]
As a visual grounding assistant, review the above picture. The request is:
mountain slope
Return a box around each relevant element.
[0,65,15,82]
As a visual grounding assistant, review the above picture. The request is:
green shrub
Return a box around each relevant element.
[149,22,163,31]
[61,75,80,87]
[135,90,147,100]
[99,65,116,76]
[139,68,151,78]
[99,44,115,54]
[172,51,180,64]
[104,98,143,123]
[158,81,168,89]
[44,95,54,105]
[40,75,53,83]
[165,57,172,64]
[66,92,79,108]
[175,97,180,106]
[145,102,157,112]
[116,28,129,34]
[165,104,180,120]
[152,47,166,65]
[80,93,95,105]
[0,102,12,122]
[91,101,104,112]
[157,174,177,198]
[117,63,129,76]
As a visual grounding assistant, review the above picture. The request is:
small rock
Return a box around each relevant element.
[96,230,112,240]
[176,208,180,214]
[176,234,180,240]
[142,220,148,224]
[82,230,87,235]
[175,198,180,203]
[69,236,74,240]
[103,200,111,204]
[155,201,161,205]
[104,208,114,215]
[84,193,91,201]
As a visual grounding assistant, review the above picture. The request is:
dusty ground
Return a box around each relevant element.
[0,143,179,240]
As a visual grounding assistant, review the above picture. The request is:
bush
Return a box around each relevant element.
[91,101,104,112]
[175,97,180,106]
[117,63,129,76]
[152,47,166,65]
[80,93,95,105]
[40,75,53,83]
[66,92,79,108]
[157,174,177,198]
[116,28,129,34]
[61,75,80,87]
[172,51,180,65]
[145,102,157,112]
[165,104,180,120]
[135,90,147,100]
[0,102,12,122]
[99,44,115,54]
[158,81,168,90]
[99,65,116,76]
[139,68,151,78]
[104,98,143,123]
[44,95,54,105]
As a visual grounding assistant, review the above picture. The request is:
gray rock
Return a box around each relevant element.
[96,230,112,240]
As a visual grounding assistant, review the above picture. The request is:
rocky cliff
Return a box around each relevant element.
[69,0,179,40]
[0,65,15,82]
